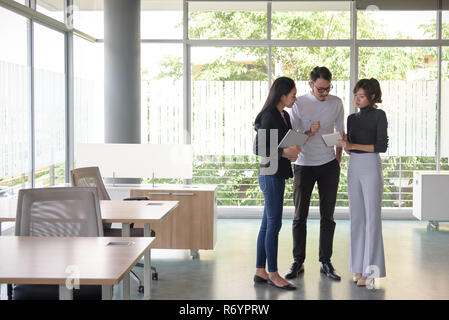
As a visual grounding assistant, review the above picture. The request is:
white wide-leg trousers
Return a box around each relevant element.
[348,152,386,278]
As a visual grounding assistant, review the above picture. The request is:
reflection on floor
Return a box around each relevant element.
[2,219,449,300]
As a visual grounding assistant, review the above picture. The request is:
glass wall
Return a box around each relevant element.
[33,23,66,187]
[74,36,104,151]
[141,0,182,39]
[357,10,436,39]
[188,1,267,40]
[442,47,449,169]
[359,46,438,207]
[72,0,104,39]
[2,1,449,211]
[141,44,184,144]
[190,47,268,205]
[271,1,350,40]
[0,7,31,195]
[273,46,350,113]
[36,0,65,23]
[443,11,449,39]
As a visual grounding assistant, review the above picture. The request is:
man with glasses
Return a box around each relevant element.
[285,66,344,281]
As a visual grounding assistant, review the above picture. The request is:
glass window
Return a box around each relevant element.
[359,47,438,207]
[141,0,182,39]
[188,1,267,40]
[74,36,104,154]
[357,10,436,39]
[36,0,65,22]
[0,8,31,195]
[358,47,438,157]
[141,44,183,144]
[273,47,350,207]
[272,47,351,116]
[72,0,104,39]
[34,23,66,187]
[442,47,449,160]
[272,1,351,40]
[191,47,268,205]
[443,11,449,39]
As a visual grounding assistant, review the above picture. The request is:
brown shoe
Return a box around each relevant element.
[356,278,374,287]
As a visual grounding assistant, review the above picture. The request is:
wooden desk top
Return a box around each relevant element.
[0,198,179,224]
[0,236,154,285]
[100,200,179,223]
[107,184,217,192]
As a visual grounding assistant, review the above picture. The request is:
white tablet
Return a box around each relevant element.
[278,130,308,148]
[321,132,342,147]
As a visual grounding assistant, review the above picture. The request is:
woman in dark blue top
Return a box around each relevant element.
[338,78,388,287]
[253,77,301,290]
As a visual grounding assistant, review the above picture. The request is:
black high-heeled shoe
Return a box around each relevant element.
[267,278,297,290]
[253,275,268,283]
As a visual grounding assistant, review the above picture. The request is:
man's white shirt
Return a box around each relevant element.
[287,92,344,166]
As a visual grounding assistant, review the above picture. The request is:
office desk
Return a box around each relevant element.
[0,198,179,299]
[100,200,179,237]
[0,199,179,236]
[0,236,154,300]
[108,184,217,258]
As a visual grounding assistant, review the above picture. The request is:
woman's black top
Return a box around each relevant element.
[253,108,293,179]
[347,105,388,154]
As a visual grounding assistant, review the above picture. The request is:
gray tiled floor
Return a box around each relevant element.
[2,219,449,300]
[134,219,449,300]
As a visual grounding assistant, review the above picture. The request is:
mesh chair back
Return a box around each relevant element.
[70,167,111,200]
[15,187,103,237]
[70,167,111,229]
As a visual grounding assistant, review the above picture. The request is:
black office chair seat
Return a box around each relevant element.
[103,226,155,237]
[11,284,102,300]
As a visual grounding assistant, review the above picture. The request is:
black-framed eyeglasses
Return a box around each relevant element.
[313,83,333,93]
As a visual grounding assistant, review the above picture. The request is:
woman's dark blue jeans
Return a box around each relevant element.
[256,174,285,273]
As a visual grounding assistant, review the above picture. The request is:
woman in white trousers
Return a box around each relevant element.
[338,78,388,287]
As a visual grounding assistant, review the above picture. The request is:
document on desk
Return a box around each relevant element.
[321,132,342,147]
[278,130,308,148]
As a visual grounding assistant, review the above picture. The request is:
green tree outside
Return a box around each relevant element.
[141,10,448,207]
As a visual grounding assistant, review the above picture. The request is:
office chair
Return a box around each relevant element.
[70,166,158,293]
[10,187,104,300]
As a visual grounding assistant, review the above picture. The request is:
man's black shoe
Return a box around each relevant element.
[320,262,341,281]
[285,262,304,279]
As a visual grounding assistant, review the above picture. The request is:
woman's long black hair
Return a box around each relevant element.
[254,77,296,128]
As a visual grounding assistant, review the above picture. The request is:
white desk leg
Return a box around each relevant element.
[144,223,151,237]
[122,223,131,237]
[144,247,151,300]
[122,223,134,299]
[102,285,113,300]
[59,285,73,300]
[144,222,151,299]
[122,273,130,300]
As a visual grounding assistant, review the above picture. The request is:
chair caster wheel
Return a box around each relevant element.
[138,285,144,293]
[152,273,158,280]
